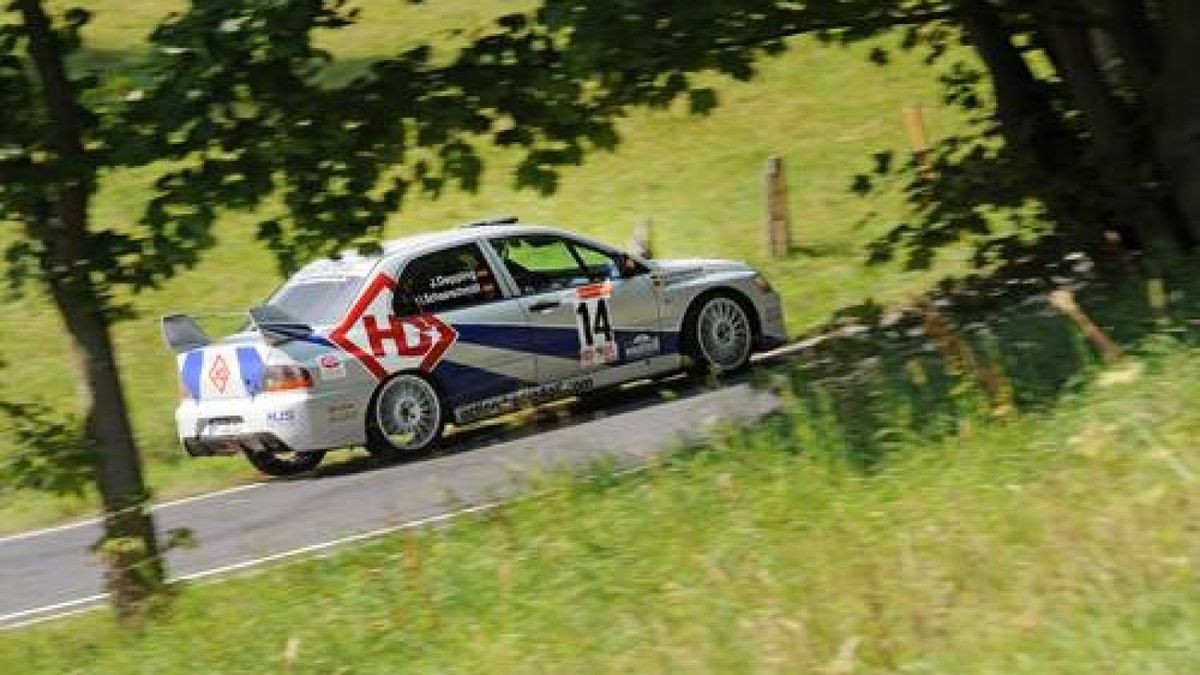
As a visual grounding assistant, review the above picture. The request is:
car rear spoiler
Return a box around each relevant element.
[247,306,316,346]
[161,307,315,354]
[161,314,212,354]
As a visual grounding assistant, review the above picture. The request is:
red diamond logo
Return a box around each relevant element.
[209,354,231,393]
[329,273,458,380]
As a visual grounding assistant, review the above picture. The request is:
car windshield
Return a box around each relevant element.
[266,276,364,326]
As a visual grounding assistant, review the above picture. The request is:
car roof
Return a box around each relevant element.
[287,222,590,282]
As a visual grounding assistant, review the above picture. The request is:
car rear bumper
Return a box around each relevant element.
[175,389,362,455]
[183,432,290,457]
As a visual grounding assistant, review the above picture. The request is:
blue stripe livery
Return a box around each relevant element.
[181,350,203,400]
[433,360,529,406]
[236,347,265,396]
[453,323,679,361]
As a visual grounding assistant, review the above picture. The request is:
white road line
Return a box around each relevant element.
[0,500,502,631]
[0,603,102,631]
[0,482,266,546]
[0,518,100,546]
[0,594,107,626]
[177,501,501,584]
[0,342,803,629]
[151,482,265,511]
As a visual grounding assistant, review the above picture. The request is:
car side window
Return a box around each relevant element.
[491,235,594,295]
[394,243,500,316]
[570,242,623,281]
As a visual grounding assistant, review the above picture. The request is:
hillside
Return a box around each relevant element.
[0,1,973,528]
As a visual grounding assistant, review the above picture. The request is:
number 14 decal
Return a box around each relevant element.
[576,299,613,347]
[575,282,618,367]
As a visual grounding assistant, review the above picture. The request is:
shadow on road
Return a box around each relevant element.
[282,366,769,483]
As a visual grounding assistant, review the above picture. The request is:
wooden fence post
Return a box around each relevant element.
[1049,289,1123,364]
[629,217,653,259]
[902,103,933,179]
[765,155,792,259]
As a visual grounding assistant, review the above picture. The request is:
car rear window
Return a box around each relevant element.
[267,277,364,326]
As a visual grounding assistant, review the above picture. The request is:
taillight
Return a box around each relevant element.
[260,365,313,393]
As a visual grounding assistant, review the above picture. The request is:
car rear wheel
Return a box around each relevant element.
[366,372,445,461]
[244,449,325,477]
[684,292,754,374]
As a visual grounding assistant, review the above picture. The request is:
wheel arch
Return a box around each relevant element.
[365,368,447,432]
[679,287,762,353]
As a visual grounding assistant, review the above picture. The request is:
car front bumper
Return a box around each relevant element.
[755,290,788,348]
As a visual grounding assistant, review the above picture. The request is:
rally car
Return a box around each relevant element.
[162,218,787,476]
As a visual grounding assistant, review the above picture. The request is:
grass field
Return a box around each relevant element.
[1,334,1195,672]
[0,2,976,529]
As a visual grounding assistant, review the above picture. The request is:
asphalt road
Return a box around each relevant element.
[0,363,790,628]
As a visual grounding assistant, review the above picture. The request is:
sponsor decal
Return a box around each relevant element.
[329,273,458,380]
[624,333,661,360]
[327,402,357,423]
[574,282,618,367]
[266,410,296,424]
[317,353,346,380]
[208,354,231,394]
[455,375,595,423]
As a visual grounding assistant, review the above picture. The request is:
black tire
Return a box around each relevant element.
[682,291,756,375]
[366,371,446,461]
[244,449,325,477]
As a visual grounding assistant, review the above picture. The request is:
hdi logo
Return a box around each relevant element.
[329,273,458,379]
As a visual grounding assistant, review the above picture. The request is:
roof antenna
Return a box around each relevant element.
[458,215,518,229]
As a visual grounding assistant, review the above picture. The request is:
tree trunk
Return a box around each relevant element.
[17,0,164,618]
[956,0,1071,170]
[1034,7,1183,248]
[1100,0,1159,98]
[1150,0,1200,246]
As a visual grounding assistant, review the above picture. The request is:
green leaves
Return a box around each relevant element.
[0,394,94,497]
[3,0,961,287]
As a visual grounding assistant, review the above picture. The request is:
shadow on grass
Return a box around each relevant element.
[778,237,1200,470]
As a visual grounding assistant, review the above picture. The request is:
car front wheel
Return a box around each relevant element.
[366,372,445,461]
[684,292,754,374]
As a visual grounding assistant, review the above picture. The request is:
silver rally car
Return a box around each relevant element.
[162,218,787,476]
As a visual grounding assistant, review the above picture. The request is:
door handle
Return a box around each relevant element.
[529,300,561,313]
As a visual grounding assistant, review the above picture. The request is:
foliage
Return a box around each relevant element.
[0,397,93,496]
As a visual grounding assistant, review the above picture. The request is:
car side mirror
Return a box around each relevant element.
[617,254,646,278]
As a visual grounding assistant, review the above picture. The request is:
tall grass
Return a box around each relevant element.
[1,335,1196,673]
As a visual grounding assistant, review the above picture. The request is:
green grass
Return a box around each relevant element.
[0,1,977,531]
[1,338,1196,673]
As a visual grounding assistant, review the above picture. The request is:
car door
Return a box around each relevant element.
[486,233,662,384]
[393,242,536,409]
